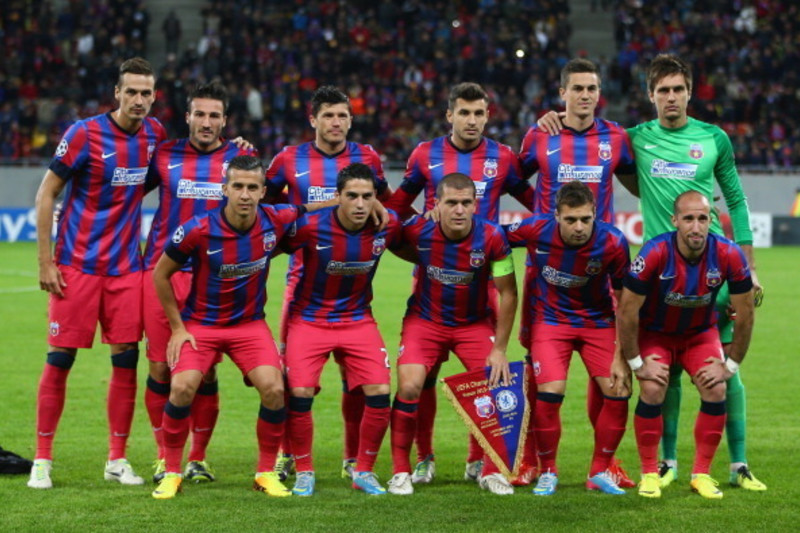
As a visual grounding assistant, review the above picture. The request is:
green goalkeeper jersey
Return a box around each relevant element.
[628,117,753,244]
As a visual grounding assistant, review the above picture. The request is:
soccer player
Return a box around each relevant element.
[30,57,167,489]
[618,191,754,499]
[504,181,631,496]
[518,58,637,487]
[387,173,517,496]
[150,155,311,499]
[385,82,533,485]
[280,163,402,496]
[142,82,255,484]
[538,54,766,491]
[265,86,392,481]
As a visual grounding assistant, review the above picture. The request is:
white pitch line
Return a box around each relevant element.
[0,286,39,294]
[0,269,38,277]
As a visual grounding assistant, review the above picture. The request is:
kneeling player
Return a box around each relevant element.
[282,163,402,496]
[505,181,632,496]
[151,156,309,499]
[388,173,517,496]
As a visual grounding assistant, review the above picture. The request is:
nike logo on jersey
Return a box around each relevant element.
[168,163,183,170]
[644,144,659,149]
[101,151,116,159]
[428,163,444,170]
[546,148,561,156]
[207,249,223,255]
[295,170,310,177]
[659,273,676,280]
[316,244,333,250]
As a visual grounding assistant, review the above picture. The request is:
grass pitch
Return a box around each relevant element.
[0,242,798,532]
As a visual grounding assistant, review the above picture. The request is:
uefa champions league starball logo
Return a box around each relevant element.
[172,226,185,244]
[55,139,68,158]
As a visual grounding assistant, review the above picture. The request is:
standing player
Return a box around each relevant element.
[618,191,754,499]
[142,82,255,484]
[265,86,392,481]
[504,181,631,496]
[30,57,166,489]
[150,155,311,499]
[385,82,533,485]
[280,163,402,496]
[537,54,765,491]
[387,173,517,496]
[518,58,638,487]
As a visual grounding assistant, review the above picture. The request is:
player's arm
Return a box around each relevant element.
[536,110,566,136]
[617,287,668,385]
[487,260,517,387]
[35,170,68,297]
[153,252,196,367]
[695,289,754,388]
[615,172,639,198]
[609,289,632,396]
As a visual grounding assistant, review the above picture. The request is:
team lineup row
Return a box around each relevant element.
[29,52,765,499]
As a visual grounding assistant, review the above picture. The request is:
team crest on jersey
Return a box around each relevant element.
[372,237,386,256]
[172,226,185,244]
[55,139,68,158]
[706,268,722,288]
[470,250,486,268]
[147,142,156,161]
[496,390,518,413]
[598,141,612,161]
[689,143,704,160]
[49,321,60,337]
[263,231,276,252]
[631,255,645,274]
[585,259,603,276]
[474,395,495,418]
[483,158,498,179]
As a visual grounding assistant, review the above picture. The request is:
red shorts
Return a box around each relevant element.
[397,314,495,373]
[172,320,281,377]
[529,323,616,384]
[143,269,193,363]
[638,328,724,377]
[47,265,142,348]
[284,317,390,391]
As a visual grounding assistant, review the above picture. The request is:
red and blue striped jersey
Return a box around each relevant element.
[624,232,753,335]
[505,215,630,328]
[519,119,634,224]
[50,112,167,275]
[280,208,402,323]
[165,204,302,326]
[386,136,532,222]
[143,138,255,270]
[402,215,511,326]
[265,141,387,204]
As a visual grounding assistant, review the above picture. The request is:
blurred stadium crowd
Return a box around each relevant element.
[1,0,798,168]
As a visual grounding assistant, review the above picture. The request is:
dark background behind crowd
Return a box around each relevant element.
[1,0,797,168]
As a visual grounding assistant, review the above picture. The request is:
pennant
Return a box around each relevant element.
[441,361,529,478]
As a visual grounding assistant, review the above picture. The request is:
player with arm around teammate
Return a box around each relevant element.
[617,191,754,499]
[387,173,517,496]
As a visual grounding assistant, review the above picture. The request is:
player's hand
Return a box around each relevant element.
[230,136,254,151]
[39,261,67,298]
[423,205,441,223]
[167,327,196,368]
[634,354,669,386]
[370,199,390,230]
[750,270,764,307]
[536,111,566,136]
[486,348,510,387]
[609,350,632,396]
[694,357,731,388]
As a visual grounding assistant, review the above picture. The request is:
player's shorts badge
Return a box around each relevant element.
[372,237,386,256]
[263,231,276,252]
[49,321,60,336]
[483,158,498,178]
[706,268,721,288]
[470,250,486,268]
[532,360,541,376]
[496,390,518,413]
[474,395,495,418]
[689,143,704,159]
[585,259,603,276]
[598,141,612,161]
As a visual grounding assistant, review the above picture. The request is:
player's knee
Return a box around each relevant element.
[149,361,170,382]
[290,387,314,399]
[259,382,285,408]
[639,381,666,404]
[700,382,726,403]
[170,378,199,406]
[111,348,139,369]
[397,382,422,402]
[46,351,75,370]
